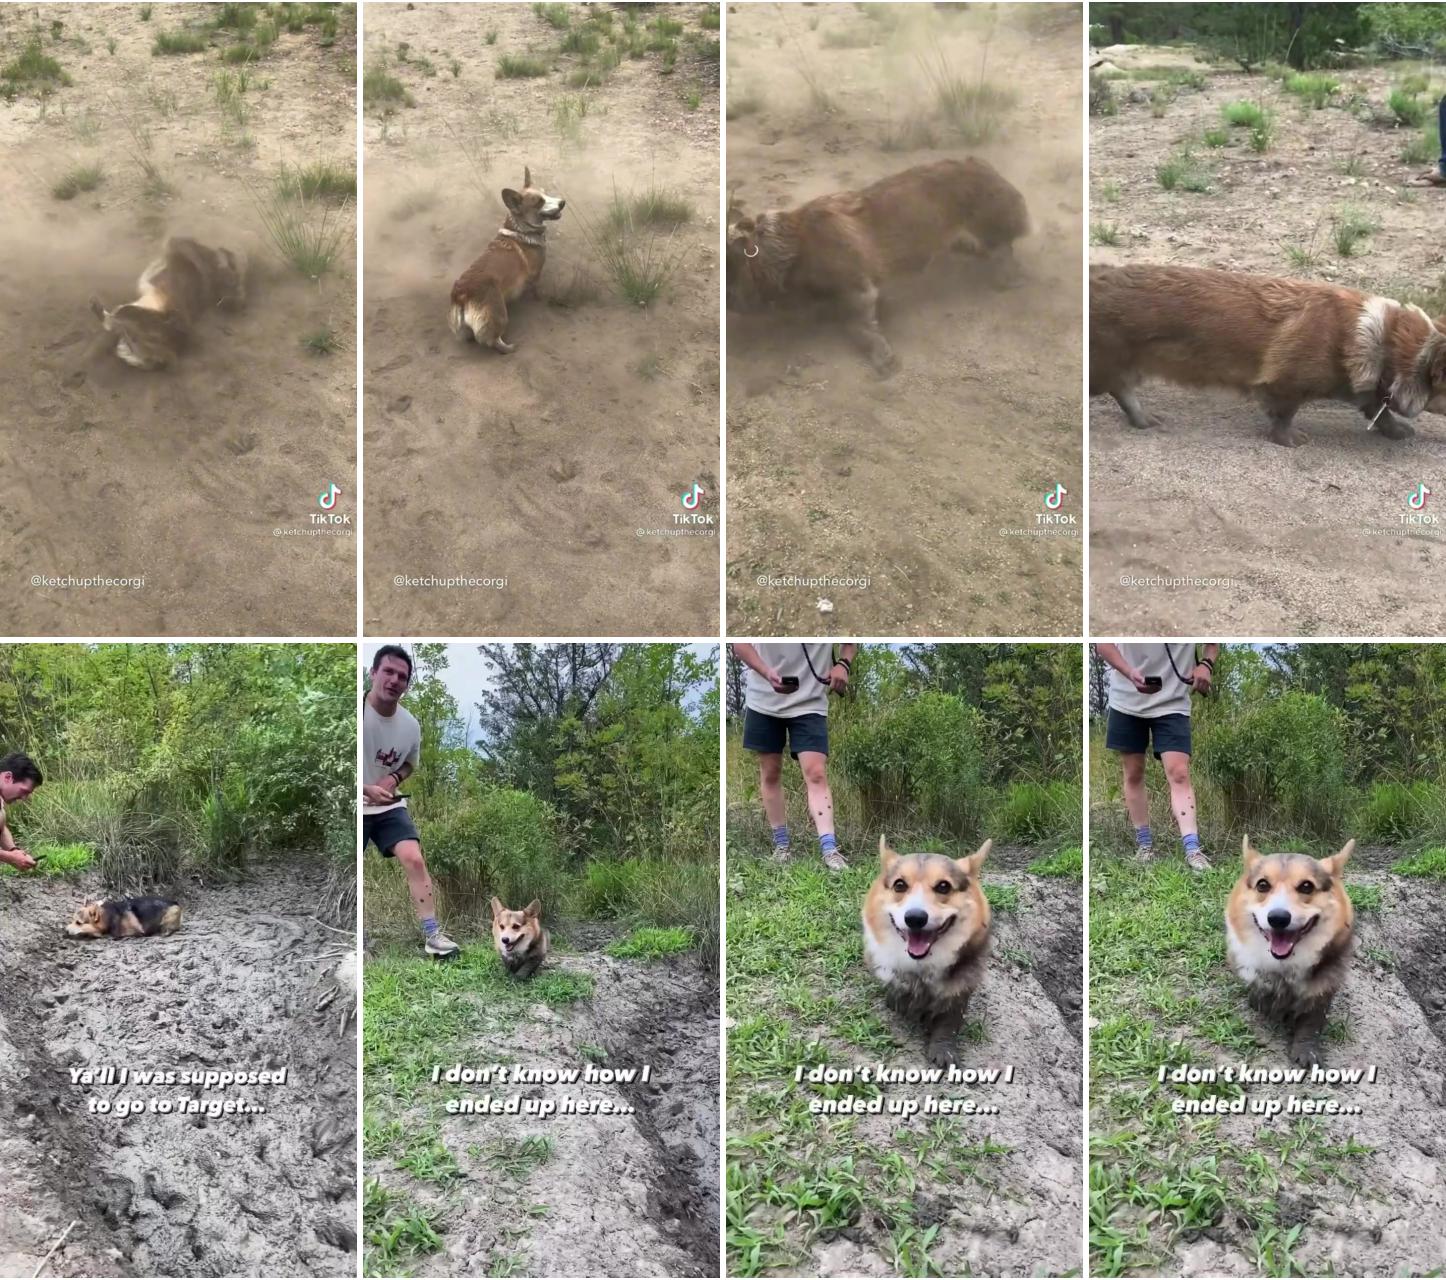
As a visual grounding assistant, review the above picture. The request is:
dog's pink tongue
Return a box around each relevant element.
[906,932,933,959]
[1269,930,1296,958]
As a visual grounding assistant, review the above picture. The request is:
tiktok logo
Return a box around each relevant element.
[1408,483,1431,510]
[681,483,703,510]
[1045,483,1067,510]
[319,483,342,510]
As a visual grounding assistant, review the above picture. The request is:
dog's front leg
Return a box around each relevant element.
[924,1001,966,1067]
[841,281,898,377]
[1261,392,1308,447]
[1359,398,1415,440]
[1110,386,1162,431]
[1288,997,1331,1067]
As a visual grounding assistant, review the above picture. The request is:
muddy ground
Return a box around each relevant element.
[1089,45,1446,635]
[0,3,356,637]
[0,866,357,1279]
[725,3,1083,636]
[361,2,719,636]
[363,935,720,1278]
[726,843,1083,1277]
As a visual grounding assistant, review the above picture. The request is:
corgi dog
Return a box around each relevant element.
[862,835,992,1065]
[491,896,548,978]
[90,236,247,370]
[65,896,182,940]
[449,166,566,354]
[1225,835,1355,1066]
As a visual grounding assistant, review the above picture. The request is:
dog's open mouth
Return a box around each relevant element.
[895,916,954,960]
[542,206,564,221]
[501,936,517,951]
[1259,915,1317,959]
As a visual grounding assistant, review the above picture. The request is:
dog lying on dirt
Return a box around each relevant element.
[90,236,247,370]
[491,896,549,978]
[862,834,992,1065]
[449,166,566,354]
[1226,835,1355,1066]
[1091,263,1446,447]
[65,896,183,939]
[727,158,1029,375]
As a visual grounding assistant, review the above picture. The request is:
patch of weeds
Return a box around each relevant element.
[726,85,764,120]
[1028,846,1083,878]
[153,28,209,56]
[1331,204,1377,257]
[277,160,355,202]
[0,842,94,877]
[532,2,570,31]
[1401,118,1439,166]
[221,43,257,64]
[1202,126,1230,148]
[700,3,719,31]
[1284,72,1338,108]
[488,1134,555,1179]
[608,184,692,230]
[983,883,1019,913]
[605,925,694,959]
[1345,883,1382,913]
[2,38,71,89]
[1337,153,1366,177]
[1249,112,1275,153]
[919,46,1016,144]
[449,58,460,78]
[485,28,498,45]
[1388,87,1426,127]
[363,64,412,110]
[1089,72,1118,117]
[1149,87,1174,117]
[551,92,590,144]
[497,52,549,79]
[1156,147,1212,193]
[301,326,339,355]
[682,85,700,110]
[1284,237,1320,272]
[1098,180,1121,202]
[140,3,153,18]
[51,163,103,200]
[559,25,599,56]
[212,69,252,127]
[1222,99,1267,129]
[363,1179,443,1275]
[252,186,350,278]
[1392,846,1446,879]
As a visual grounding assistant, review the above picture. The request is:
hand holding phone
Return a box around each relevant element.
[780,676,800,692]
[1142,676,1163,693]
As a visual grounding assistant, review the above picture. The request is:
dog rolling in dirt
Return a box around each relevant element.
[491,896,549,978]
[64,896,182,940]
[1091,264,1446,447]
[726,158,1029,375]
[449,166,566,354]
[1225,836,1355,1066]
[862,834,992,1066]
[90,236,247,371]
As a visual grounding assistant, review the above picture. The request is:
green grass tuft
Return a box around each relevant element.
[2,38,71,88]
[605,925,695,959]
[497,52,550,79]
[1391,846,1446,879]
[0,842,95,877]
[153,28,210,56]
[51,163,104,201]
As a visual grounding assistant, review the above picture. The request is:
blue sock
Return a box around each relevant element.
[1135,824,1153,850]
[771,824,790,850]
[421,917,439,936]
[819,832,838,857]
[1182,833,1201,855]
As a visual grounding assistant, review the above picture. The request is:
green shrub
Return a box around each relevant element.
[605,925,694,959]
[990,779,1082,844]
[1392,847,1446,879]
[1355,780,1438,841]
[1028,846,1082,879]
[1389,87,1426,127]
[424,786,566,908]
[1284,72,1338,107]
[1222,100,1267,129]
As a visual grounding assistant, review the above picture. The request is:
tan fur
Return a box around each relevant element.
[861,834,992,1065]
[1225,835,1355,1065]
[727,158,1029,374]
[90,237,247,370]
[449,166,565,354]
[1091,263,1446,446]
[64,898,183,940]
[491,895,549,978]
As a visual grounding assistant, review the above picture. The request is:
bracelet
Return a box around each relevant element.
[1200,658,1215,671]
[836,658,852,671]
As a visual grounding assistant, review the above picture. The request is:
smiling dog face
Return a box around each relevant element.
[1226,835,1354,982]
[863,835,991,977]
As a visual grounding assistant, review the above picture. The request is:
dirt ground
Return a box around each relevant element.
[363,936,719,1278]
[0,3,357,636]
[726,843,1083,1278]
[725,3,1083,636]
[1089,46,1446,635]
[361,2,719,636]
[0,866,358,1279]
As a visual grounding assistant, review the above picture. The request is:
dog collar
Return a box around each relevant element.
[501,221,546,249]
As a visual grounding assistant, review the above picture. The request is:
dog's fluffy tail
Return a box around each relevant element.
[448,302,472,342]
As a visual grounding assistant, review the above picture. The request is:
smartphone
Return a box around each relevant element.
[780,676,800,692]
[1142,676,1163,693]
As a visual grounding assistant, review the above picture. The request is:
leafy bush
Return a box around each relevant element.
[1354,780,1439,841]
[990,780,1083,845]
[424,786,566,908]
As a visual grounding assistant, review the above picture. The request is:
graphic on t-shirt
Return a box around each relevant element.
[375,747,401,769]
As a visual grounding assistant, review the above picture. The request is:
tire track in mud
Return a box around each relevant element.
[0,869,357,1278]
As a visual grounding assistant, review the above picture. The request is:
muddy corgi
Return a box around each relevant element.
[65,896,182,940]
[491,896,548,978]
[90,236,247,370]
[449,166,566,354]
[862,834,992,1065]
[1091,263,1446,446]
[727,158,1030,375]
[1225,835,1355,1066]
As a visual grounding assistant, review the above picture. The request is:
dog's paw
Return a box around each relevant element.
[871,347,900,378]
[1289,1038,1320,1068]
[925,1039,959,1068]
[1269,423,1309,448]
[1377,414,1415,441]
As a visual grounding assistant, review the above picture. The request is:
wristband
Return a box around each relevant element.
[836,658,852,672]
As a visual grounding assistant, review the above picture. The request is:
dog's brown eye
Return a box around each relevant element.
[934,881,952,895]
[892,878,907,893]
[1297,881,1314,895]
[1254,878,1271,893]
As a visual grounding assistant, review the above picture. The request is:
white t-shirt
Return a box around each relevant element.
[744,643,836,717]
[1107,643,1197,718]
[363,700,422,814]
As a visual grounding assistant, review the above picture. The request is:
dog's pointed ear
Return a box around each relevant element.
[1321,839,1354,880]
[523,165,532,189]
[490,896,504,919]
[957,838,992,878]
[502,187,523,214]
[1242,834,1264,877]
[525,899,541,919]
[879,833,896,871]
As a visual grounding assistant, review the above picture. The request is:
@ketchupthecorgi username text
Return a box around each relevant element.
[756,573,871,589]
[31,574,144,590]
[392,574,507,589]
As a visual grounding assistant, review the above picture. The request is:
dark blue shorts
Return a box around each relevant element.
[363,806,421,857]
[742,708,828,758]
[1106,709,1191,758]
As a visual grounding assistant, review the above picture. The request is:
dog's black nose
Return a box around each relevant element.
[1267,908,1292,930]
[904,908,928,931]
[558,199,566,209]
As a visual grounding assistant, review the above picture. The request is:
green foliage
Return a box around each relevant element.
[0,841,94,877]
[2,38,71,88]
[1355,780,1437,841]
[1392,846,1446,878]
[605,924,695,959]
[991,780,1083,844]
[1028,846,1083,879]
[1284,71,1338,107]
[1388,86,1427,127]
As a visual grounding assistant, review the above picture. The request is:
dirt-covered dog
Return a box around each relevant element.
[90,236,247,370]
[1091,263,1446,447]
[491,896,549,978]
[64,896,182,940]
[862,834,992,1065]
[1225,835,1355,1066]
[727,158,1029,375]
[449,166,566,354]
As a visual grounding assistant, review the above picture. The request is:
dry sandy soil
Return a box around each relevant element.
[0,3,357,637]
[0,867,357,1278]
[725,3,1083,637]
[1089,46,1446,635]
[362,2,719,636]
[363,937,720,1278]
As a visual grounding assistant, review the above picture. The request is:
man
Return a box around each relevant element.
[0,753,42,871]
[1096,642,1219,872]
[362,646,459,958]
[731,642,857,872]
